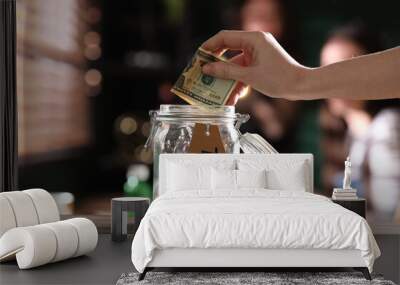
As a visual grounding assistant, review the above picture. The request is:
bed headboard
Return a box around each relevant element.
[159,154,314,196]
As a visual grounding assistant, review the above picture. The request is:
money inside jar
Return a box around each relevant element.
[171,48,240,107]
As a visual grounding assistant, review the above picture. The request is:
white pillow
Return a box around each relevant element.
[212,168,236,190]
[237,159,309,191]
[266,163,307,191]
[236,169,268,189]
[211,168,268,190]
[167,163,212,191]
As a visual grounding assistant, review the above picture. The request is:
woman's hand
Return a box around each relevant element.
[202,30,400,101]
[201,30,310,101]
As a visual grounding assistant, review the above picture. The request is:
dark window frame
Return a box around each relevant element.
[0,0,17,192]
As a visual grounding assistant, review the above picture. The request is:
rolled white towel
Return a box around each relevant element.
[1,192,39,227]
[0,196,17,237]
[0,218,98,269]
[23,189,59,224]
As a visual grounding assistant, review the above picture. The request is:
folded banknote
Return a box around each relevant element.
[171,48,239,106]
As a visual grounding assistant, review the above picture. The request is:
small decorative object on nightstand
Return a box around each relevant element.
[332,157,359,200]
[331,157,366,218]
[342,156,353,190]
[331,198,366,218]
[111,197,149,242]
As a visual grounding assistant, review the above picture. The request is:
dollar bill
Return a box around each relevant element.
[171,48,238,106]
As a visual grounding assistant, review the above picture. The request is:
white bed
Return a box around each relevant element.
[131,154,380,280]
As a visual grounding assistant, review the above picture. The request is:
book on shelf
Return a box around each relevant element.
[332,193,357,197]
[333,188,357,193]
[332,194,358,200]
[332,188,358,200]
[332,196,359,200]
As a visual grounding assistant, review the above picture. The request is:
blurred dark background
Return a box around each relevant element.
[16,0,400,222]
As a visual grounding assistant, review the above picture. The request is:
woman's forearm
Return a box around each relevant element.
[202,31,400,101]
[300,47,400,100]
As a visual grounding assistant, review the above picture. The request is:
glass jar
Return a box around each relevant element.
[145,104,249,198]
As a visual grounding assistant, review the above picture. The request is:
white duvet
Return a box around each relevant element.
[131,190,380,273]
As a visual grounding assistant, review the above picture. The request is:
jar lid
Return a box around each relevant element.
[156,104,237,120]
[150,105,250,124]
[240,133,278,154]
[159,104,235,116]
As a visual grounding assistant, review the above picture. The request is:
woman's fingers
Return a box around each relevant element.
[225,82,247,106]
[200,30,307,100]
[202,52,248,80]
[201,30,259,82]
[214,48,228,57]
[229,52,254,67]
[225,93,240,106]
[202,61,248,82]
[202,51,251,106]
[201,30,257,53]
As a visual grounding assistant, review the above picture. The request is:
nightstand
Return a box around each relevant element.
[111,197,150,241]
[331,198,366,218]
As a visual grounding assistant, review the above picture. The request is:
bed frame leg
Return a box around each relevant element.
[138,268,148,281]
[354,267,371,280]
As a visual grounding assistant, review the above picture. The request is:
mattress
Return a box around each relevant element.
[131,190,380,273]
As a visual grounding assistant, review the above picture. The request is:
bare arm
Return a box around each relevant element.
[201,30,400,101]
[302,47,400,100]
